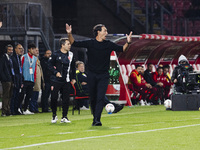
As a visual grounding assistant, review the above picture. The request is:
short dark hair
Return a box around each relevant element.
[15,43,22,49]
[136,64,142,69]
[59,38,69,47]
[163,64,170,69]
[93,24,105,37]
[28,43,36,49]
[6,44,13,51]
[156,67,163,72]
[45,49,51,53]
[147,63,153,68]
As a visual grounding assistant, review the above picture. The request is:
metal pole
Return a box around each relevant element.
[40,5,42,29]
[24,4,27,31]
[24,35,28,53]
[35,36,39,48]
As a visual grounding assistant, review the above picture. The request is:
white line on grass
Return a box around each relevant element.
[57,132,74,135]
[110,127,122,129]
[2,124,200,150]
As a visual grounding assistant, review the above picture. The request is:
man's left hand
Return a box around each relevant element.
[126,31,132,43]
[71,79,76,85]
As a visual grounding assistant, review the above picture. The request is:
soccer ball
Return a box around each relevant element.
[105,103,115,113]
[164,99,172,109]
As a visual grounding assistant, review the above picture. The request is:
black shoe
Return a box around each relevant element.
[42,110,51,113]
[92,121,102,126]
[112,103,124,113]
[1,113,6,117]
[5,113,12,116]
[15,111,23,115]
[34,110,40,113]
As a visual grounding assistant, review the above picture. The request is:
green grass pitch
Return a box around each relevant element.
[1,105,200,150]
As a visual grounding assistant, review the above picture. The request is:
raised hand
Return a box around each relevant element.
[126,31,132,43]
[66,23,72,33]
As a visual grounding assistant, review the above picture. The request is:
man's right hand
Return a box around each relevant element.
[66,23,72,33]
[157,82,163,87]
[145,83,152,89]
[56,72,62,77]
[173,79,177,83]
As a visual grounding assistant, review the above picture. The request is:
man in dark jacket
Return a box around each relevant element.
[0,44,15,116]
[40,49,52,112]
[10,43,23,115]
[144,63,163,104]
[48,38,76,123]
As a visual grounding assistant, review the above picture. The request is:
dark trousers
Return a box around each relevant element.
[2,82,13,115]
[10,87,20,114]
[19,81,34,111]
[29,91,39,112]
[88,71,109,123]
[41,82,51,111]
[51,81,70,117]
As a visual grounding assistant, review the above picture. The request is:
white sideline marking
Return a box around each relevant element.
[2,124,200,150]
[27,135,41,138]
[57,132,74,135]
[110,127,121,129]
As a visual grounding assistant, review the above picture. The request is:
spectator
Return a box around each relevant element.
[152,67,164,103]
[29,48,44,113]
[19,43,37,115]
[144,63,163,104]
[66,23,132,126]
[162,65,172,99]
[40,50,52,112]
[144,63,163,87]
[75,61,89,110]
[0,44,15,116]
[128,65,152,106]
[10,43,23,115]
[48,38,76,124]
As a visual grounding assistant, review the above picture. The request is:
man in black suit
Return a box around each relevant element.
[0,44,15,116]
[40,49,52,112]
[10,43,23,115]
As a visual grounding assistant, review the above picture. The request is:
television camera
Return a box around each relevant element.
[178,64,200,94]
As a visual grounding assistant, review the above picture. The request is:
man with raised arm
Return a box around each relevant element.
[66,23,132,126]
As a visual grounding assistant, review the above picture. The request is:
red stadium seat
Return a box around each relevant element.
[176,1,184,8]
[131,64,135,70]
[183,1,192,10]
[126,64,133,76]
[70,83,89,115]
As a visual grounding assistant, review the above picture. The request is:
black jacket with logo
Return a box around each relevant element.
[48,50,75,83]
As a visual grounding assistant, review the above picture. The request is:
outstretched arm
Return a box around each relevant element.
[123,31,132,52]
[66,23,75,44]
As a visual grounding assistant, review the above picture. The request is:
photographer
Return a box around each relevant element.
[171,55,193,93]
